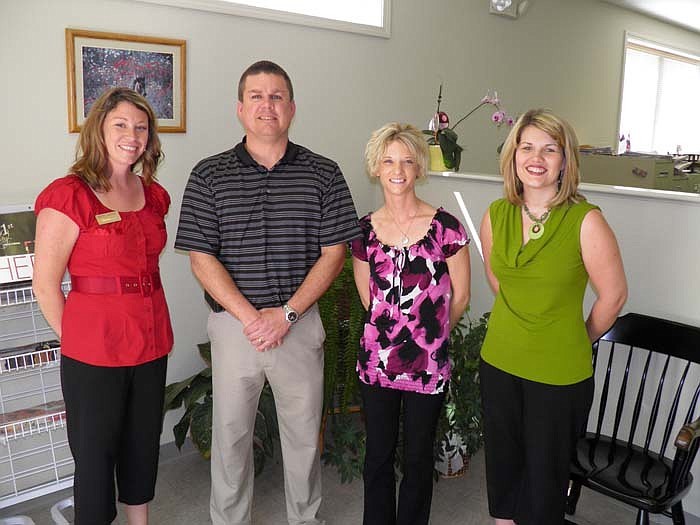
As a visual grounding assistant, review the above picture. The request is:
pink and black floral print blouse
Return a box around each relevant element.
[350,208,469,394]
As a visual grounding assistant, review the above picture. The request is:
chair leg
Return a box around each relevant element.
[565,480,582,515]
[671,502,685,525]
[636,509,650,525]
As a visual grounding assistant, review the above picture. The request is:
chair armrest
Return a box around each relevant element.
[675,417,700,451]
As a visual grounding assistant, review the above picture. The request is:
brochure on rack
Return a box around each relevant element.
[0,204,36,286]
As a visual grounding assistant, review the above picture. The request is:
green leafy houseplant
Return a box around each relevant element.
[318,255,365,418]
[434,311,489,476]
[318,255,367,483]
[423,84,513,171]
[163,341,279,476]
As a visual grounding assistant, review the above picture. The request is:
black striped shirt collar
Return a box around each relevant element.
[234,137,300,168]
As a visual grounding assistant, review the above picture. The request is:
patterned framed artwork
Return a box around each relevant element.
[65,28,186,132]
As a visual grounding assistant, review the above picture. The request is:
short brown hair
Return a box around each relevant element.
[365,123,429,179]
[70,87,162,191]
[499,108,585,207]
[237,60,294,102]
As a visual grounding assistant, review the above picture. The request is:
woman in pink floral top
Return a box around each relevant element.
[351,123,471,525]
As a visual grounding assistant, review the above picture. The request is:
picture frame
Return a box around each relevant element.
[65,28,186,133]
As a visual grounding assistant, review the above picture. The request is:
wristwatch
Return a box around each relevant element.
[283,303,299,324]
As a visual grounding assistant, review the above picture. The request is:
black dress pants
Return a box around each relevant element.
[480,359,593,525]
[360,382,446,525]
[61,355,168,525]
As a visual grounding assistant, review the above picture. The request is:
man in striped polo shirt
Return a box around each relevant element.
[175,61,360,525]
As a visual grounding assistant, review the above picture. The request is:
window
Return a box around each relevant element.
[618,34,700,155]
[133,0,391,38]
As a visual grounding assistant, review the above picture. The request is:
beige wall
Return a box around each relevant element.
[1,2,699,515]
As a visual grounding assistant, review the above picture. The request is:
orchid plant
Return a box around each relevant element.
[424,84,514,171]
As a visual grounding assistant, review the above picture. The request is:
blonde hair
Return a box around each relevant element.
[365,123,429,178]
[70,87,163,191]
[499,108,585,207]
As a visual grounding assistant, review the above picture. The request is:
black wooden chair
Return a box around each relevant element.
[567,313,700,525]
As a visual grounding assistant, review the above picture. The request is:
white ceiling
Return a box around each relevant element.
[603,0,700,34]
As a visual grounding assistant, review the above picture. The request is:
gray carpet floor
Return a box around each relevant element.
[2,444,657,524]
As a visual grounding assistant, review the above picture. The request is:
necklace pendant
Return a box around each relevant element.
[528,222,544,240]
[401,235,409,246]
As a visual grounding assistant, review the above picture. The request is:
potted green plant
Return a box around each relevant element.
[163,341,279,475]
[318,254,367,483]
[434,311,489,477]
[318,255,365,419]
[423,84,514,171]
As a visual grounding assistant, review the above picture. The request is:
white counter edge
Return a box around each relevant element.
[427,171,700,205]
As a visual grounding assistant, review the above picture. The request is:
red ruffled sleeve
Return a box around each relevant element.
[34,176,94,229]
[146,180,171,217]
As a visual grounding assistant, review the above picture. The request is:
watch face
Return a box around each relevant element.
[284,304,299,323]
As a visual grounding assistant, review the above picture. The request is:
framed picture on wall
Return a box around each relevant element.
[65,28,186,133]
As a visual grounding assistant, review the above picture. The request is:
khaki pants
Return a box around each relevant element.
[208,305,325,525]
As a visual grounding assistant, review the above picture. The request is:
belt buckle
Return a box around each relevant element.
[139,272,153,297]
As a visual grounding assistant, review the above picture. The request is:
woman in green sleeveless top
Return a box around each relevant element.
[479,109,627,525]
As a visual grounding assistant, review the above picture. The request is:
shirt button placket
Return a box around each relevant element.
[135,214,155,353]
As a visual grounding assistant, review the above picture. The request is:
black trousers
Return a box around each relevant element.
[480,359,593,525]
[360,382,446,525]
[61,355,168,525]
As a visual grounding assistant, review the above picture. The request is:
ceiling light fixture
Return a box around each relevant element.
[489,0,527,19]
[491,0,512,11]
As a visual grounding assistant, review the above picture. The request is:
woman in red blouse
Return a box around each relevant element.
[33,88,173,525]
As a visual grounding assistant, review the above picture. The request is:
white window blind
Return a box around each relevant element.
[619,35,700,155]
[133,0,390,38]
[220,0,384,27]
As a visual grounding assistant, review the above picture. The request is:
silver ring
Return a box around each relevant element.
[258,337,264,344]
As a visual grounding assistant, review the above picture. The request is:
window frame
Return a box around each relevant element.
[131,0,391,38]
[617,31,700,154]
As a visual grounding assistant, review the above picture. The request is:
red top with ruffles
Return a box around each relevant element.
[34,175,174,367]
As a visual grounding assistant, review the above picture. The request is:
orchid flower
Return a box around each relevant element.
[423,85,516,170]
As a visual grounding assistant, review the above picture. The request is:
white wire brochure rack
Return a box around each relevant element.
[0,282,73,508]
[0,400,66,444]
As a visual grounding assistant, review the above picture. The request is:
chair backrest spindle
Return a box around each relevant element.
[659,361,691,459]
[642,355,671,454]
[610,347,634,443]
[626,350,652,449]
[595,343,616,439]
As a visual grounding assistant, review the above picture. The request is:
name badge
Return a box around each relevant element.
[95,211,122,225]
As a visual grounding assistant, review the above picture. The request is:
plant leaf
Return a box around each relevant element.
[198,341,212,366]
[163,374,197,413]
[190,397,213,459]
[437,131,463,170]
[172,406,193,450]
[183,373,213,410]
[253,441,266,476]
